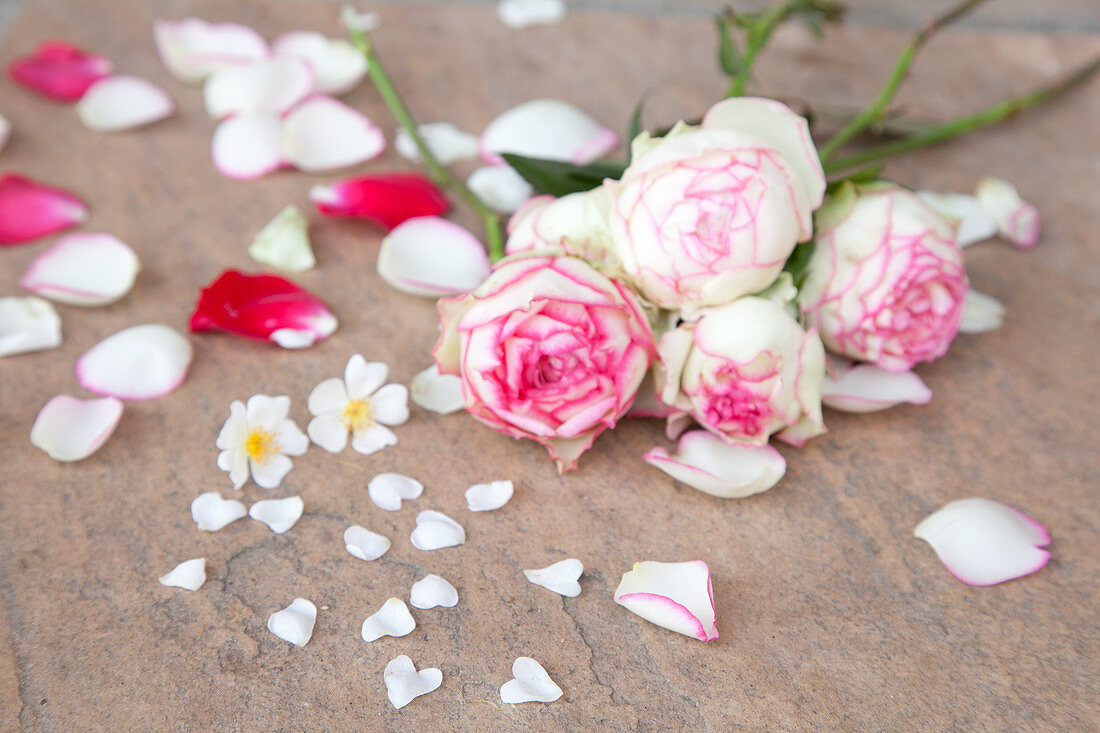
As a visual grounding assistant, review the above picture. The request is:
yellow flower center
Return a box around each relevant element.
[340,399,373,431]
[245,428,279,463]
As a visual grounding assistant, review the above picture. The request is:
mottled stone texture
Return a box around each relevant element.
[0,0,1097,730]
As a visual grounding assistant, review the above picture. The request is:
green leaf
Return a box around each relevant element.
[715,14,743,78]
[502,154,627,197]
[783,240,816,289]
[627,95,647,146]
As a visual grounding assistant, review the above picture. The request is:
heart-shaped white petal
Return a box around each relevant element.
[498,0,567,28]
[76,324,192,400]
[281,95,385,172]
[249,205,316,272]
[249,496,304,534]
[466,479,514,512]
[361,597,416,641]
[191,492,247,531]
[409,574,459,609]
[344,525,391,561]
[367,472,423,511]
[821,364,933,413]
[29,394,123,462]
[410,510,466,551]
[158,558,206,591]
[614,560,718,641]
[480,99,617,165]
[20,232,140,306]
[643,431,786,499]
[272,32,367,95]
[211,114,284,180]
[378,216,491,298]
[918,191,997,247]
[410,364,466,414]
[76,75,174,132]
[959,289,1005,334]
[467,165,534,213]
[524,558,583,597]
[267,597,317,647]
[0,296,61,357]
[384,655,442,710]
[395,122,479,165]
[976,176,1041,248]
[203,57,313,119]
[500,657,563,703]
[154,18,269,84]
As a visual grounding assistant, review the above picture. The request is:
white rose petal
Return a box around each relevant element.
[500,656,563,703]
[249,496,304,534]
[523,558,582,597]
[203,56,313,119]
[410,510,466,551]
[959,289,1006,334]
[467,165,534,214]
[480,98,617,165]
[409,364,466,415]
[643,431,787,499]
[465,479,514,512]
[280,95,386,172]
[0,112,10,152]
[76,75,174,132]
[498,0,567,29]
[821,364,933,413]
[918,191,998,247]
[378,216,491,298]
[20,232,140,306]
[158,558,206,591]
[153,18,268,84]
[211,114,284,180]
[272,31,367,95]
[361,597,416,642]
[344,525,391,561]
[409,574,459,610]
[395,122,479,165]
[267,597,317,647]
[976,176,1041,248]
[368,473,423,511]
[383,655,442,710]
[614,560,718,641]
[29,394,123,462]
[191,492,247,531]
[0,296,61,357]
[76,324,192,401]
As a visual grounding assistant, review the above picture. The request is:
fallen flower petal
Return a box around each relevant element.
[307,354,409,455]
[154,18,268,84]
[643,431,786,499]
[250,496,304,534]
[281,95,386,172]
[0,173,87,246]
[76,75,174,132]
[0,296,61,357]
[377,216,491,297]
[344,525,391,561]
[976,177,1041,248]
[203,56,313,118]
[272,31,367,95]
[309,173,449,229]
[367,472,423,511]
[0,113,10,152]
[7,40,112,101]
[216,394,309,489]
[466,479,514,512]
[614,560,718,641]
[29,394,123,462]
[210,114,284,180]
[500,657,563,704]
[410,510,466,551]
[361,598,416,642]
[249,205,316,272]
[918,191,997,248]
[524,558,582,597]
[959,290,1006,334]
[384,655,442,710]
[20,232,140,306]
[467,165,534,213]
[158,558,206,591]
[914,498,1051,586]
[76,324,192,400]
[191,491,247,531]
[267,597,317,647]
[409,574,458,609]
[480,98,618,165]
[410,364,465,415]
[498,0,567,29]
[395,122,479,165]
[821,363,933,413]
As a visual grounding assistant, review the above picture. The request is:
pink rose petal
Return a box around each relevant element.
[480,99,618,165]
[821,363,932,413]
[29,394,123,461]
[76,75,174,132]
[210,114,284,180]
[154,18,268,84]
[7,40,112,101]
[614,560,718,641]
[271,31,367,95]
[0,173,87,246]
[20,232,140,305]
[76,324,193,400]
[309,173,449,230]
[280,95,385,172]
[378,216,491,298]
[203,57,313,119]
[643,431,786,499]
[0,296,62,357]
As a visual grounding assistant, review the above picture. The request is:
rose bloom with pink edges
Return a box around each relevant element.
[434,255,656,471]
[798,182,969,373]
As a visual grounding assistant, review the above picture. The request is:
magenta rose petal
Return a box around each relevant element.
[958,290,1005,334]
[7,40,112,101]
[480,98,618,165]
[29,394,123,462]
[20,232,140,305]
[154,18,268,84]
[644,430,786,499]
[271,31,367,95]
[0,296,62,357]
[613,560,718,641]
[76,75,174,131]
[821,363,932,413]
[280,95,385,172]
[76,324,193,400]
[203,57,313,119]
[914,498,1051,586]
[309,173,450,229]
[0,173,87,246]
[211,114,284,180]
[378,216,490,297]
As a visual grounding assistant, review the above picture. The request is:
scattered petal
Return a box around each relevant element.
[249,205,316,272]
[914,498,1051,586]
[614,560,718,641]
[0,296,61,357]
[0,113,9,152]
[281,95,386,172]
[344,525,391,561]
[524,558,582,597]
[410,510,466,551]
[410,364,465,414]
[29,394,123,462]
[643,431,786,499]
[341,7,383,33]
[383,655,442,710]
[367,472,423,511]
[500,657,563,704]
[7,40,112,101]
[918,191,997,247]
[158,558,206,590]
[395,122,479,165]
[76,75,174,131]
[203,56,313,118]
[191,491,247,531]
[76,324,192,400]
[211,114,284,180]
[0,173,87,246]
[821,363,933,413]
[378,216,491,297]
[249,496,304,534]
[309,173,449,229]
[409,574,458,609]
[498,0,567,28]
[154,18,268,84]
[267,597,317,647]
[361,598,416,642]
[959,289,1006,334]
[20,232,140,305]
[481,98,617,165]
[976,177,1041,248]
[467,165,534,213]
[272,32,367,95]
[466,479,514,512]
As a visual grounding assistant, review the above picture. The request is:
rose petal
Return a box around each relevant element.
[368,472,423,511]
[918,191,998,248]
[281,95,385,172]
[914,498,1051,586]
[467,165,534,213]
[309,173,449,230]
[0,113,10,152]
[248,205,316,272]
[249,496,304,534]
[614,560,718,641]
[523,558,582,597]
[480,99,618,165]
[643,431,786,499]
[340,7,383,33]
[409,574,458,610]
[410,510,466,551]
[959,289,1006,334]
[29,394,123,462]
[499,657,563,704]
[383,655,442,710]
[361,598,416,642]
[154,18,268,84]
[498,0,567,28]
[976,177,1041,248]
[267,598,317,647]
[409,364,465,415]
[465,479,514,512]
[821,364,933,413]
[7,40,112,101]
[0,173,87,246]
[210,114,284,180]
[378,216,491,297]
[203,57,313,118]
[191,491,247,531]
[395,122,479,165]
[344,525,391,561]
[76,75,174,132]
[20,232,140,305]
[76,324,192,400]
[158,558,206,591]
[271,32,367,95]
[0,296,61,357]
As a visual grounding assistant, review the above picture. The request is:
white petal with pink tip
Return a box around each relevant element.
[211,114,283,180]
[272,32,367,95]
[384,655,442,710]
[362,598,416,642]
[976,177,1041,248]
[644,431,786,499]
[918,191,997,247]
[76,76,174,132]
[368,473,423,511]
[480,99,617,165]
[203,57,313,118]
[378,216,490,297]
[21,232,140,306]
[77,324,192,400]
[281,95,385,172]
[267,598,316,647]
[154,18,268,84]
[158,558,206,590]
[410,364,466,414]
[0,296,61,357]
[467,165,534,213]
[524,558,582,597]
[410,510,465,551]
[498,0,567,29]
[614,560,718,641]
[191,492,247,531]
[500,657,563,703]
[30,395,123,462]
[409,574,458,609]
[914,498,1051,586]
[822,364,932,413]
[959,290,1005,334]
[466,479,514,511]
[344,525,391,561]
[249,496,304,534]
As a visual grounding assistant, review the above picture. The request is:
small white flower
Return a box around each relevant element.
[307,354,409,455]
[216,394,308,490]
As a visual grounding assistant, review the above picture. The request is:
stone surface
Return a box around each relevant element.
[0,0,1098,729]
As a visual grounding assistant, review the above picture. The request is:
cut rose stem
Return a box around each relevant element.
[343,20,505,262]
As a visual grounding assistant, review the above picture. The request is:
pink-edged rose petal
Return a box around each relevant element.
[395,122,479,165]
[29,394,123,462]
[20,232,140,305]
[410,510,466,551]
[467,165,534,213]
[281,95,386,172]
[498,0,567,29]
[409,574,458,610]
[344,525,391,561]
[480,99,618,165]
[154,18,268,84]
[76,324,192,400]
[267,598,317,647]
[976,177,1041,248]
[821,363,933,413]
[0,113,10,152]
[76,75,174,132]
[914,498,1051,586]
[250,496,304,534]
[7,40,112,101]
[614,560,718,641]
[643,431,786,499]
[0,173,87,246]
[191,492,247,531]
[271,32,367,95]
[378,216,491,298]
[466,479,514,512]
[158,558,206,590]
[211,114,284,180]
[368,472,423,511]
[384,655,442,710]
[309,173,449,230]
[361,598,416,642]
[0,296,61,357]
[524,558,582,597]
[959,289,1005,334]
[499,657,563,704]
[203,57,313,119]
[410,364,465,415]
[918,191,997,248]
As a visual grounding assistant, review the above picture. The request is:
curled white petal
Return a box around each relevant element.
[344,525,391,561]
[76,324,192,400]
[914,498,1051,586]
[498,0,567,28]
[378,216,491,297]
[368,472,423,511]
[0,113,9,152]
[409,574,458,609]
[272,31,367,95]
[267,598,317,647]
[211,114,284,180]
[20,232,140,306]
[395,122,479,165]
[410,510,466,551]
[918,191,997,247]
[500,657,563,704]
[29,395,123,462]
[480,99,617,165]
[976,176,1041,248]
[203,57,313,118]
[158,558,206,591]
[76,75,174,132]
[410,364,465,415]
[524,558,582,597]
[614,560,718,641]
[959,289,1006,334]
[281,95,386,172]
[191,492,247,531]
[467,165,534,214]
[361,597,416,641]
[249,496,304,534]
[643,431,786,499]
[249,205,316,272]
[0,296,61,357]
[466,479,514,512]
[154,18,268,84]
[384,655,442,710]
[821,364,933,413]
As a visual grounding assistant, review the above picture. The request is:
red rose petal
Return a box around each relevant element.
[308,172,449,230]
[7,40,112,102]
[0,173,88,246]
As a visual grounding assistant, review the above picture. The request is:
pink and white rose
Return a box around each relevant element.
[504,186,617,268]
[434,255,656,471]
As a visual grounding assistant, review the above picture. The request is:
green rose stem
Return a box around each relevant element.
[345,22,505,262]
